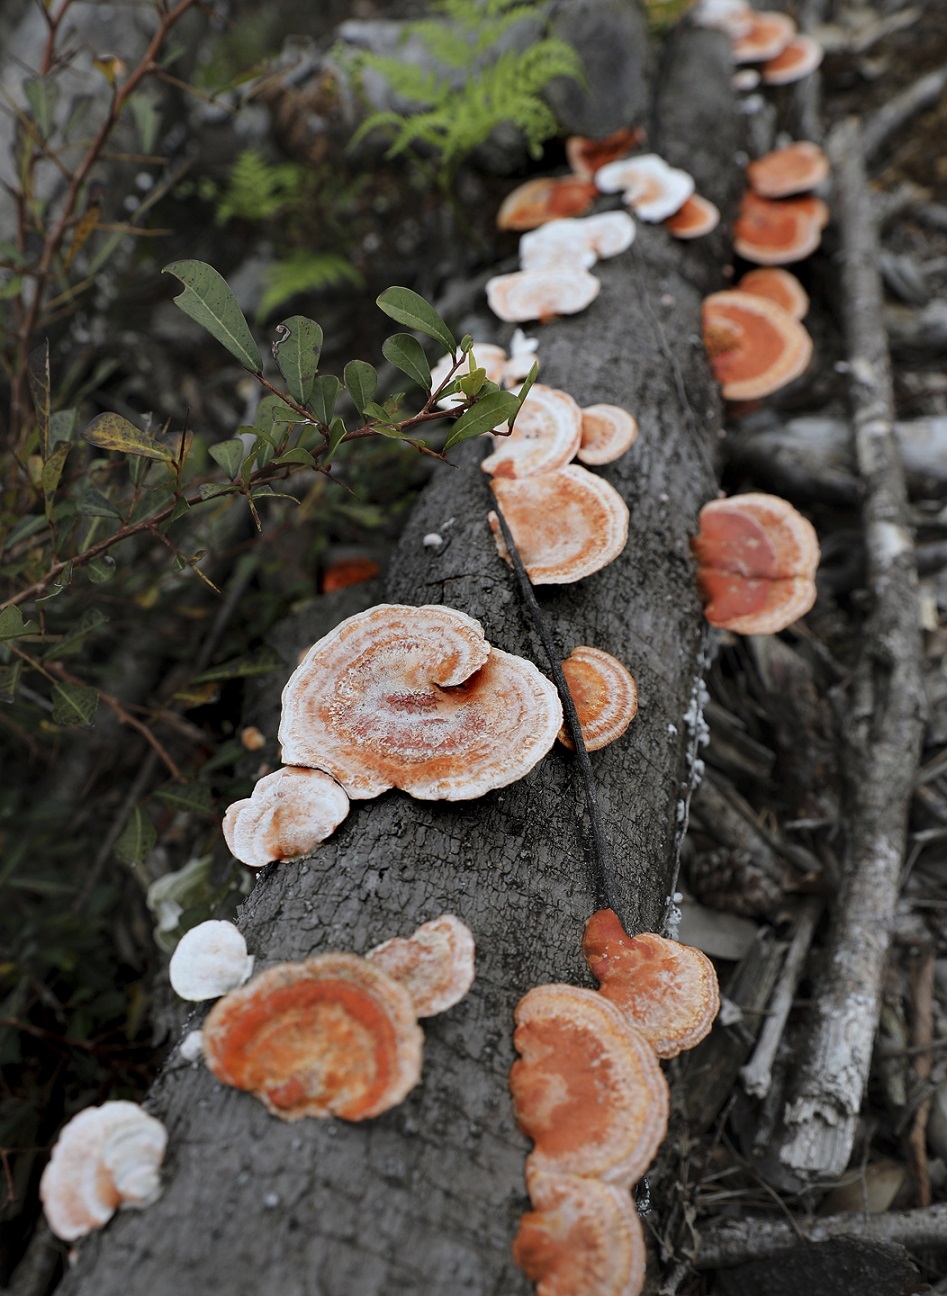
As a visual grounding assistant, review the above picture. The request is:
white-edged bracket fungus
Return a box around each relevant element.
[664,193,721,240]
[222,765,350,868]
[486,268,601,324]
[691,492,820,635]
[489,466,629,585]
[510,984,669,1186]
[278,604,562,800]
[577,404,639,466]
[565,127,642,181]
[497,177,598,231]
[367,914,475,1017]
[736,267,810,320]
[557,647,638,752]
[513,1167,647,1296]
[519,212,636,273]
[731,10,796,63]
[734,191,828,265]
[481,384,583,479]
[702,290,813,401]
[594,154,694,223]
[582,910,720,1059]
[203,953,423,1121]
[168,919,254,1001]
[747,141,830,199]
[40,1102,168,1241]
[762,34,824,85]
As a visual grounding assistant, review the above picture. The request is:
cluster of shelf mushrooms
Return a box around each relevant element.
[510,910,719,1294]
[693,0,824,89]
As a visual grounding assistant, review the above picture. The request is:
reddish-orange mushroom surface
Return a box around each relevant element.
[582,910,720,1059]
[203,954,423,1121]
[747,141,829,199]
[510,983,669,1185]
[702,290,812,401]
[497,177,598,231]
[367,914,475,1018]
[733,190,826,265]
[565,126,643,180]
[736,267,809,321]
[558,647,638,752]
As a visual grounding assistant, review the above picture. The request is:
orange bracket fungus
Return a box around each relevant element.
[733,190,827,266]
[497,177,598,231]
[486,268,601,324]
[480,384,583,479]
[41,1102,168,1241]
[278,604,562,799]
[702,290,813,401]
[664,193,721,240]
[736,267,809,321]
[203,953,424,1121]
[582,910,720,1059]
[691,492,820,634]
[489,467,629,585]
[747,141,829,199]
[222,765,350,868]
[762,34,824,85]
[576,404,639,466]
[565,126,643,180]
[557,647,638,752]
[510,984,669,1185]
[367,914,475,1017]
[594,154,694,223]
[730,9,796,63]
[169,919,254,1001]
[513,1168,646,1296]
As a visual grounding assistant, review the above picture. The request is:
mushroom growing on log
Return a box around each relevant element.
[54,9,739,1294]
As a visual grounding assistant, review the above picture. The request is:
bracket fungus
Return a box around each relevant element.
[510,984,669,1186]
[41,1102,168,1241]
[762,34,824,84]
[565,127,642,180]
[367,914,475,1017]
[480,384,583,479]
[519,212,636,273]
[594,154,694,223]
[222,765,350,868]
[702,290,813,400]
[733,190,827,265]
[582,910,720,1059]
[691,492,820,634]
[497,177,598,231]
[664,193,721,240]
[486,268,601,324]
[730,9,796,63]
[576,404,639,466]
[513,1168,646,1296]
[169,919,254,1001]
[489,467,629,585]
[429,343,509,410]
[278,604,562,799]
[203,953,423,1121]
[747,141,829,199]
[736,267,809,320]
[557,647,638,752]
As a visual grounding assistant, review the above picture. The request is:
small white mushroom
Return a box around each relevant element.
[40,1102,168,1241]
[486,268,601,323]
[222,765,350,868]
[595,154,695,223]
[169,919,254,1001]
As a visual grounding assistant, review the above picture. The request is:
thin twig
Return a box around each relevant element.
[906,944,935,1205]
[488,495,623,924]
[862,64,947,164]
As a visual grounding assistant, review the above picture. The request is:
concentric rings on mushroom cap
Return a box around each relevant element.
[278,604,563,800]
[702,290,813,401]
[367,914,475,1018]
[222,766,350,868]
[513,1167,647,1296]
[736,267,810,321]
[734,191,826,266]
[203,953,423,1121]
[480,384,583,479]
[510,984,669,1185]
[557,646,638,752]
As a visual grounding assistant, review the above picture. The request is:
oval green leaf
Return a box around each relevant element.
[344,360,378,415]
[443,390,520,452]
[382,333,432,391]
[310,374,341,427]
[272,315,323,404]
[208,438,245,480]
[83,412,176,462]
[162,260,263,374]
[376,287,455,355]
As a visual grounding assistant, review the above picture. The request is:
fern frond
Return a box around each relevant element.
[256,252,364,321]
[215,149,302,224]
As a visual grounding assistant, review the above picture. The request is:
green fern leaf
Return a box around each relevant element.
[257,253,364,322]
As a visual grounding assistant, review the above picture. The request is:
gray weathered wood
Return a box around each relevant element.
[56,16,740,1296]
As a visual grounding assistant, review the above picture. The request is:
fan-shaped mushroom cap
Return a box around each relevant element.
[222,766,350,868]
[486,269,601,323]
[583,911,720,1059]
[41,1102,167,1241]
[702,290,813,400]
[734,190,826,265]
[203,953,423,1121]
[367,914,475,1017]
[430,344,508,409]
[558,647,638,752]
[497,177,598,231]
[513,1168,646,1296]
[511,984,669,1185]
[519,212,635,272]
[691,492,820,634]
[762,34,824,85]
[577,404,638,466]
[279,604,562,799]
[595,154,694,222]
[489,466,629,585]
[747,142,829,199]
[566,126,644,180]
[169,920,254,1001]
[736,267,809,320]
[664,193,720,239]
[731,10,796,63]
[481,384,583,479]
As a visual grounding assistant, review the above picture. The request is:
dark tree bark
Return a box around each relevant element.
[57,13,741,1296]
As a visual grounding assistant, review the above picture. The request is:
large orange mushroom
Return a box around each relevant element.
[702,290,812,400]
[510,983,669,1185]
[736,267,809,321]
[582,910,720,1059]
[497,177,599,231]
[203,953,424,1121]
[278,604,562,800]
[734,190,827,265]
[747,142,829,199]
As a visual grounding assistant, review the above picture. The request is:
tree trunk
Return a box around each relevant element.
[58,13,740,1295]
